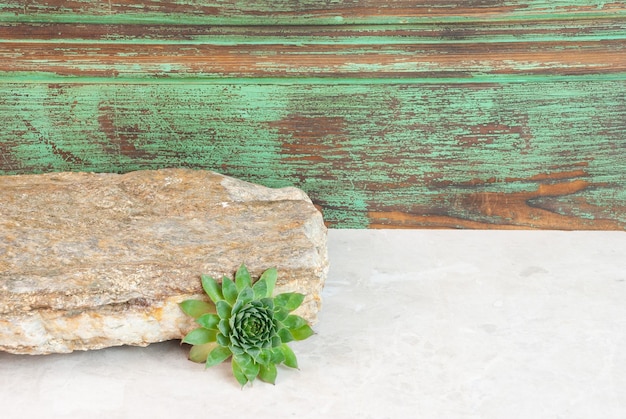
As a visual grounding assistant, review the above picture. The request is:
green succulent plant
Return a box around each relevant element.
[179,264,314,386]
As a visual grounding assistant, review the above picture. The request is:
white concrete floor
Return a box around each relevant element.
[1,230,626,419]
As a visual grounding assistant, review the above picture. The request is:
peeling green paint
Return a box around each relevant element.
[2,73,626,85]
[1,81,624,227]
[2,1,626,25]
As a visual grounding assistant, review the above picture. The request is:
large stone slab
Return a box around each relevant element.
[0,169,328,354]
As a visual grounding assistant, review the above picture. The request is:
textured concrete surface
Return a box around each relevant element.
[2,230,625,418]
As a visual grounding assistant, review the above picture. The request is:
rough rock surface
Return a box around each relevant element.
[0,169,328,354]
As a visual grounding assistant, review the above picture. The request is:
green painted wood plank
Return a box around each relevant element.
[3,40,623,80]
[3,19,624,81]
[1,1,625,25]
[2,74,626,84]
[1,81,624,229]
[3,20,626,44]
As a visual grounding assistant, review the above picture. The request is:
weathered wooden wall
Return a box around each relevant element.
[1,1,625,229]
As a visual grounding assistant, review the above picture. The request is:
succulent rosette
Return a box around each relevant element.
[179,264,314,386]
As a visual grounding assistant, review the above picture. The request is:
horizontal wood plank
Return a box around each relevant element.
[2,39,624,79]
[1,0,625,24]
[3,19,624,80]
[3,19,626,43]
[1,81,624,229]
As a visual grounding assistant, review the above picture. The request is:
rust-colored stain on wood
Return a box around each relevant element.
[369,179,623,230]
[1,1,625,229]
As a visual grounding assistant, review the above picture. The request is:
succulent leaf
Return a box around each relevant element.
[230,345,245,356]
[216,332,230,347]
[277,327,294,343]
[217,319,231,336]
[205,345,232,368]
[216,300,231,319]
[259,297,274,311]
[274,307,289,322]
[196,313,220,330]
[201,275,223,303]
[270,346,286,364]
[271,335,283,348]
[290,324,315,341]
[257,348,272,366]
[259,363,278,385]
[235,264,252,292]
[282,314,308,330]
[252,275,268,299]
[274,292,305,312]
[236,355,260,382]
[182,328,216,345]
[179,299,215,319]
[222,276,238,305]
[231,357,249,387]
[245,347,262,362]
[234,287,254,308]
[189,342,218,363]
[259,267,277,298]
[281,344,299,369]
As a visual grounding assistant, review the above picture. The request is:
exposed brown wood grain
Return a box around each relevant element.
[3,40,624,79]
[369,180,624,230]
[3,1,625,22]
[2,19,625,41]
